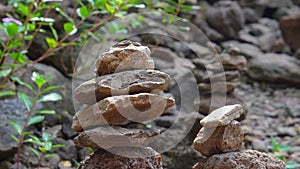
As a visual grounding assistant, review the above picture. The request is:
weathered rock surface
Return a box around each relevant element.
[206,1,245,39]
[247,53,300,85]
[95,40,154,76]
[201,71,240,83]
[192,150,285,169]
[198,81,240,93]
[74,126,159,149]
[219,53,247,71]
[74,70,171,104]
[72,93,175,132]
[79,147,162,169]
[200,104,243,128]
[193,120,243,156]
[280,13,300,50]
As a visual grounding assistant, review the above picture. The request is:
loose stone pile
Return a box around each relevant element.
[72,40,175,168]
[193,45,247,115]
[192,104,285,169]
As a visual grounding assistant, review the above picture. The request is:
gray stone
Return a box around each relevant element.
[247,53,300,85]
[206,1,245,39]
[222,41,264,59]
[72,93,174,132]
[193,150,285,169]
[200,104,244,128]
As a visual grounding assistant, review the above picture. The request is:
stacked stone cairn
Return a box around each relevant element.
[193,45,247,116]
[72,40,175,168]
[192,104,285,169]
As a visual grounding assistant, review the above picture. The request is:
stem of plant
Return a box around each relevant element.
[16,88,41,169]
[37,152,44,169]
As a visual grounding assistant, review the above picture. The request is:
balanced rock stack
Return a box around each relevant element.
[193,45,247,115]
[72,40,175,168]
[192,104,285,169]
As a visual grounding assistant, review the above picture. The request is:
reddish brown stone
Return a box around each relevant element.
[74,70,171,105]
[193,150,285,169]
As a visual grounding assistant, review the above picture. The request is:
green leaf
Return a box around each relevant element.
[17,92,32,111]
[0,68,12,77]
[4,22,19,37]
[31,71,45,88]
[46,37,57,48]
[41,85,60,93]
[44,153,58,158]
[10,135,19,143]
[33,110,56,115]
[286,161,298,169]
[0,90,16,97]
[39,147,49,153]
[12,77,34,92]
[105,3,115,13]
[42,133,51,142]
[17,3,29,16]
[49,25,58,41]
[52,144,65,148]
[8,120,22,134]
[95,0,107,8]
[28,115,45,126]
[77,6,90,19]
[38,93,62,102]
[8,52,26,63]
[280,145,291,152]
[29,146,40,157]
[63,22,77,35]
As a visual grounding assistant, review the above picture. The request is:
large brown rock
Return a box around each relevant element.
[79,147,162,169]
[74,126,159,149]
[72,93,175,132]
[95,40,154,76]
[74,70,171,105]
[280,13,300,50]
[193,120,243,156]
[192,150,285,169]
[206,1,245,39]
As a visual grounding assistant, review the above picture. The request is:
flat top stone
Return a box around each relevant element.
[200,104,243,128]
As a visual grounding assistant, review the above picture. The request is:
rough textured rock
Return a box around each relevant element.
[206,1,245,39]
[198,81,240,93]
[74,70,171,105]
[200,104,243,128]
[247,53,300,85]
[192,150,285,169]
[95,40,154,76]
[79,147,162,169]
[219,52,247,71]
[201,71,240,83]
[72,93,175,132]
[74,126,159,149]
[0,98,25,160]
[280,13,300,50]
[193,120,243,156]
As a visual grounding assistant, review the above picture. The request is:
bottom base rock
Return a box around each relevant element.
[192,150,285,169]
[79,147,162,169]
